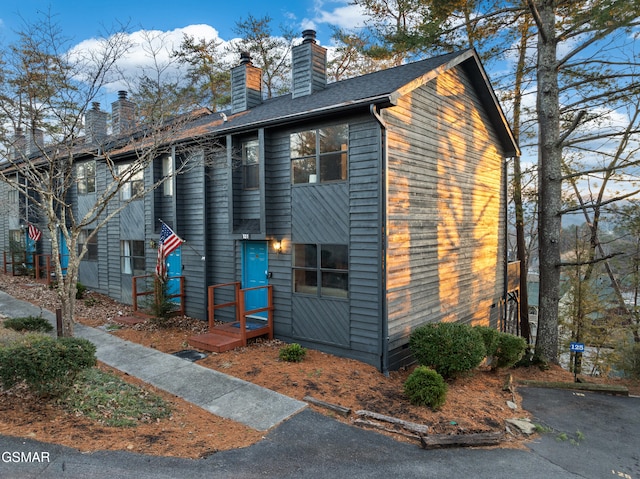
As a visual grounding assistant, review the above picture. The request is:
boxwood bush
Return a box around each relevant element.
[474,325,500,359]
[0,335,96,398]
[493,332,527,369]
[409,323,486,378]
[279,343,307,362]
[403,366,447,409]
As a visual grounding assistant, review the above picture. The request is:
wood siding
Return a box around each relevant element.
[384,65,506,363]
[176,152,207,318]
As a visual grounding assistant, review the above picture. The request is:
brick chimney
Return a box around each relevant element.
[111,90,135,136]
[27,128,44,156]
[291,30,327,99]
[11,128,26,160]
[231,52,263,114]
[85,102,108,144]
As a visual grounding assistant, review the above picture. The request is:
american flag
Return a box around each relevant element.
[28,224,42,242]
[155,223,182,279]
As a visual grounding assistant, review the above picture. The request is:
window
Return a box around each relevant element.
[78,229,98,261]
[118,163,144,200]
[121,240,145,275]
[293,243,348,298]
[291,124,348,184]
[77,161,96,194]
[162,155,173,196]
[242,139,259,189]
[7,190,17,205]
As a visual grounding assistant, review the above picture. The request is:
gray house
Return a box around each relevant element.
[1,31,518,372]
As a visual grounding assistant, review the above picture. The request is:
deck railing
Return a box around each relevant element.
[132,274,185,317]
[208,281,274,344]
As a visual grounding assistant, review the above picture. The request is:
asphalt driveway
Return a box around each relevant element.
[1,386,638,478]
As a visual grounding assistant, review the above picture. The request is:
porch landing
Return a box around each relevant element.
[188,319,272,353]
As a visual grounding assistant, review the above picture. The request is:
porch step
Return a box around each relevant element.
[188,332,243,353]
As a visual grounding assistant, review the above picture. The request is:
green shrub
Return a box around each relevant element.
[0,336,96,398]
[493,333,527,369]
[76,282,87,299]
[474,326,501,358]
[403,366,448,409]
[279,343,307,362]
[3,315,53,333]
[613,339,640,379]
[409,323,486,378]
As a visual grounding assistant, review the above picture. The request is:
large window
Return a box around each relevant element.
[291,124,348,184]
[293,243,348,298]
[78,229,97,261]
[242,139,259,189]
[77,161,96,194]
[118,163,144,200]
[121,240,145,275]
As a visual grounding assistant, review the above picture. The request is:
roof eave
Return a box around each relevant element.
[212,94,396,136]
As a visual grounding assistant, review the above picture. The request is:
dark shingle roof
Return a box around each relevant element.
[185,49,518,157]
[213,50,465,134]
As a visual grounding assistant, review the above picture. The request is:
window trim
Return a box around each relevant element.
[293,243,348,299]
[77,161,96,195]
[242,139,260,190]
[118,163,144,201]
[120,240,145,275]
[291,125,348,185]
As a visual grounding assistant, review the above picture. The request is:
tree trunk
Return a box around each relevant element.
[534,0,561,363]
[512,14,533,345]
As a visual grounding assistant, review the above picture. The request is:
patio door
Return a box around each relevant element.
[242,241,268,319]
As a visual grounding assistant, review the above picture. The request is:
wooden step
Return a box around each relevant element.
[188,333,243,353]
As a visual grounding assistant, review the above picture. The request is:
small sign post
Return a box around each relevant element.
[570,342,585,382]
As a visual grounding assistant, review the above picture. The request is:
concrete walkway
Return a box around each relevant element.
[0,291,307,431]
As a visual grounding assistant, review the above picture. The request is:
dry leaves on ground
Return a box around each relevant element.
[0,274,636,458]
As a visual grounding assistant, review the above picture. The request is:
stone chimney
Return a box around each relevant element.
[27,129,44,156]
[231,52,263,114]
[291,30,327,99]
[111,90,135,136]
[85,102,108,144]
[11,128,26,160]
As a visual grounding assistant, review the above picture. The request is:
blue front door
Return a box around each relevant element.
[166,246,182,304]
[59,231,69,274]
[242,241,268,319]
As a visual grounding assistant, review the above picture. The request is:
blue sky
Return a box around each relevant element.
[0,0,362,46]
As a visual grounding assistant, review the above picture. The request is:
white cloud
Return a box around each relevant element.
[305,0,368,38]
[70,24,229,95]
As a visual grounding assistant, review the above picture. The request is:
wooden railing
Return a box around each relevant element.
[34,254,68,286]
[3,251,26,275]
[208,281,274,344]
[132,274,185,317]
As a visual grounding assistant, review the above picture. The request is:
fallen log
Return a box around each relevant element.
[304,396,351,417]
[516,380,628,396]
[355,410,429,435]
[420,431,504,449]
[353,419,420,440]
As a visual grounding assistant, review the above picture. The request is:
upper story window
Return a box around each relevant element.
[291,124,348,185]
[7,190,18,205]
[77,161,96,195]
[118,163,144,201]
[242,139,259,190]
